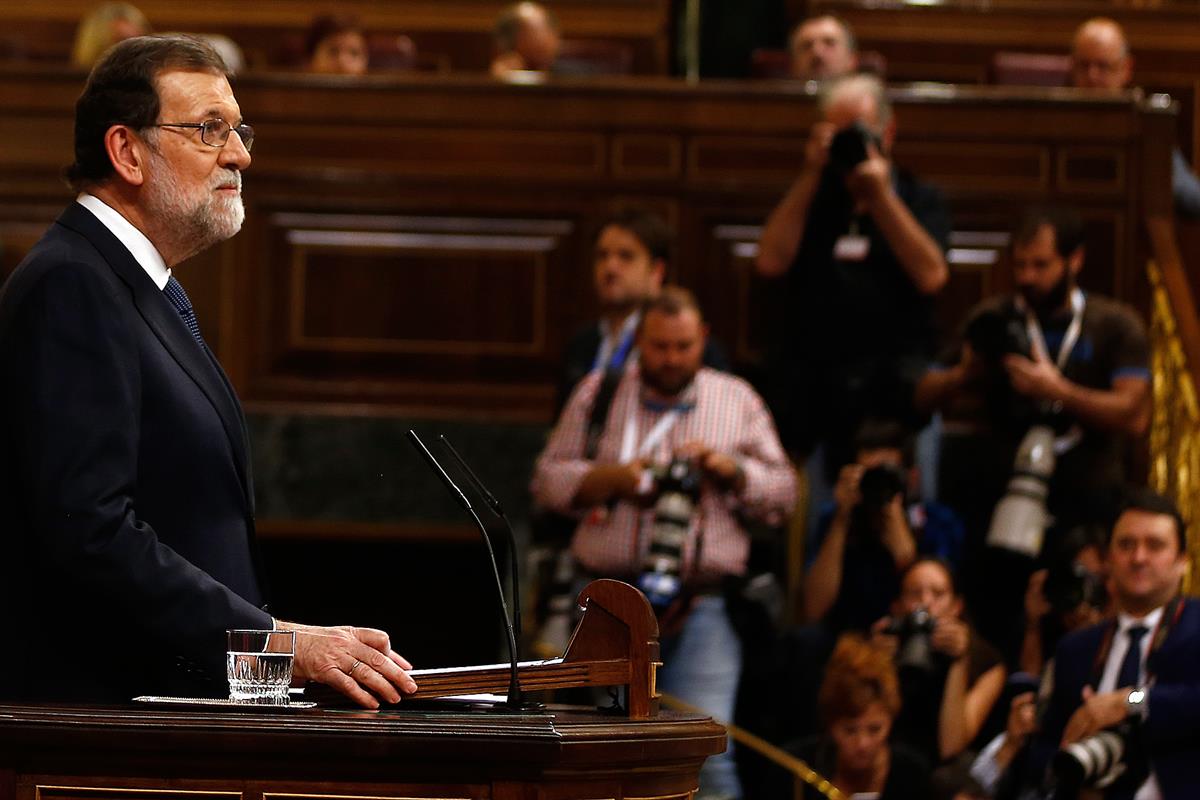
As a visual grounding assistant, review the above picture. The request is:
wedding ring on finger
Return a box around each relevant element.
[348,659,363,677]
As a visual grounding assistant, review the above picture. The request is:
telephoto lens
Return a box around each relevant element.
[637,458,701,609]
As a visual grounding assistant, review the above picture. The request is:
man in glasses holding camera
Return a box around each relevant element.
[755,73,950,494]
[0,35,417,708]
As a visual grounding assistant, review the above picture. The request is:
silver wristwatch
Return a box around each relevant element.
[1126,687,1149,720]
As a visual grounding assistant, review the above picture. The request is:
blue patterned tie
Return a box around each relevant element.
[1116,625,1149,689]
[163,276,206,350]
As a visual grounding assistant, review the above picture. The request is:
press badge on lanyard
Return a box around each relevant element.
[833,219,870,262]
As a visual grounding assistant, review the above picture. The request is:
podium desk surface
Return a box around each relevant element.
[0,701,726,795]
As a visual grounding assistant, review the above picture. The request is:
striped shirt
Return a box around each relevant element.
[531,365,795,581]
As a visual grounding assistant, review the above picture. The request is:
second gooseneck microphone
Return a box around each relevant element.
[406,429,523,709]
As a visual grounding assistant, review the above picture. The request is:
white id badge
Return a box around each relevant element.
[833,234,871,262]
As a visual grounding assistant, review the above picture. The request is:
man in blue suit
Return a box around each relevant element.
[1033,488,1199,799]
[0,35,416,708]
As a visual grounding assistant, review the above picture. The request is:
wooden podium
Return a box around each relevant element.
[0,703,725,800]
[0,581,725,800]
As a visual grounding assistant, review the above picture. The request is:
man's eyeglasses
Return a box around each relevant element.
[154,118,255,152]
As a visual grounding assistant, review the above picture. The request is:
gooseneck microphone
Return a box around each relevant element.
[437,434,523,650]
[406,429,523,709]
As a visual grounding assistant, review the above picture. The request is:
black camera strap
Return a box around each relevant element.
[1088,595,1186,688]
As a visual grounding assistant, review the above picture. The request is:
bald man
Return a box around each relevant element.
[1070,17,1132,91]
[1069,17,1200,216]
[490,1,560,78]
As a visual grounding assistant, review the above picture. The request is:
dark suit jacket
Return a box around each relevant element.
[1032,598,1200,799]
[0,203,272,702]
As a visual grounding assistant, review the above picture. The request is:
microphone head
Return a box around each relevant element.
[407,429,473,511]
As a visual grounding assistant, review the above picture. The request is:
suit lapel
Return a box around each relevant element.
[56,203,254,508]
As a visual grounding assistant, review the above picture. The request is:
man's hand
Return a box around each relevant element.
[1061,686,1131,746]
[573,460,649,507]
[995,691,1040,769]
[1004,351,1067,403]
[879,494,917,568]
[931,616,970,660]
[1008,691,1039,745]
[846,141,892,207]
[275,621,417,709]
[1025,569,1052,627]
[804,121,836,173]
[676,441,744,492]
[833,464,865,514]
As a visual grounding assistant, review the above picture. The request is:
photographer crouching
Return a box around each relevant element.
[531,286,796,800]
[915,206,1150,663]
[804,418,965,634]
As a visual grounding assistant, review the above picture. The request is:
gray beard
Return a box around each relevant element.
[143,153,244,262]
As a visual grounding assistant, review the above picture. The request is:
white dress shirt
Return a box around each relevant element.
[76,193,171,289]
[1097,606,1166,800]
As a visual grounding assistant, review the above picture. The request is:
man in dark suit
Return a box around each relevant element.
[0,35,416,708]
[1030,488,1198,799]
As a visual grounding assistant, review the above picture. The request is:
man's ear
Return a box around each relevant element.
[1067,246,1085,278]
[650,259,666,291]
[881,116,897,155]
[104,124,149,187]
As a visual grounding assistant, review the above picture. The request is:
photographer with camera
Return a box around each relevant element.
[1017,489,1200,800]
[755,73,950,479]
[531,286,795,800]
[915,206,1149,662]
[1020,525,1110,679]
[871,558,1007,767]
[804,418,965,633]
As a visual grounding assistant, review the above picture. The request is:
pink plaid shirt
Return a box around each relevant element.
[531,365,795,581]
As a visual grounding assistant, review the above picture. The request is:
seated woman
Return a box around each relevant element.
[872,557,1006,765]
[72,2,149,68]
[774,634,932,799]
[305,13,369,76]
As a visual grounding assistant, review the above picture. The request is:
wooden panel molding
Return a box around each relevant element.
[0,71,1175,419]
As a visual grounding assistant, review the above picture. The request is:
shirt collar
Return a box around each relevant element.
[76,193,171,290]
[1116,605,1165,636]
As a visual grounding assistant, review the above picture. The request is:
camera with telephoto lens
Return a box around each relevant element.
[858,464,906,513]
[637,457,702,609]
[884,606,937,674]
[986,425,1056,558]
[828,121,881,174]
[1052,724,1132,798]
[1043,561,1108,616]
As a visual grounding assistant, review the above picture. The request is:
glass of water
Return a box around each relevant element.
[227,629,295,705]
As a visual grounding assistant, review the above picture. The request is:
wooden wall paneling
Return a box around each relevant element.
[244,208,578,415]
[892,142,1050,194]
[0,70,1178,421]
[0,0,671,74]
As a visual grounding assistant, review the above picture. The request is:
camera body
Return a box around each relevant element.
[858,463,906,513]
[637,457,703,609]
[1043,561,1108,616]
[885,606,937,673]
[965,306,1032,365]
[828,121,881,174]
